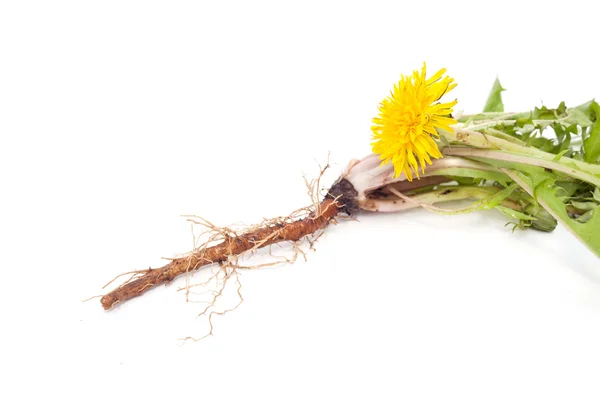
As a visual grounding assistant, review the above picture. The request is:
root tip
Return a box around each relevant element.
[100,295,114,310]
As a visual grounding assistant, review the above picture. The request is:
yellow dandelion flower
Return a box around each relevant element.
[371,63,458,180]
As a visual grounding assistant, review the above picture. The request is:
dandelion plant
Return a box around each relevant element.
[99,63,600,334]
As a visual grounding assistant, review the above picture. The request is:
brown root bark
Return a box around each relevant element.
[100,199,341,310]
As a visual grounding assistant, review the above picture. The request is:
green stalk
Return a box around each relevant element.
[457,111,531,122]
[386,184,555,232]
[442,147,600,187]
[408,185,514,213]
[441,127,600,176]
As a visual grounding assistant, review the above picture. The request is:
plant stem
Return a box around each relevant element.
[360,185,519,214]
[442,147,600,187]
[457,111,530,122]
[441,127,600,175]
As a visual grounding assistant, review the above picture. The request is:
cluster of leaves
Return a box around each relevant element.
[484,78,600,163]
[444,78,600,257]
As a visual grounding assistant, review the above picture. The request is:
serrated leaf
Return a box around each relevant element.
[483,77,505,112]
[516,114,534,127]
[533,105,558,120]
[583,100,600,164]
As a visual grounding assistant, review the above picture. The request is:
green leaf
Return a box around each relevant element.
[528,137,555,152]
[583,101,600,164]
[516,114,534,128]
[507,167,600,257]
[577,210,595,223]
[570,201,598,211]
[483,78,505,112]
[496,205,537,221]
[552,123,579,155]
[556,181,586,198]
[565,108,593,127]
[553,149,570,161]
[473,183,518,211]
[533,104,563,120]
[574,100,596,119]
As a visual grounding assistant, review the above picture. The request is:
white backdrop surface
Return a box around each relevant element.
[1,1,600,399]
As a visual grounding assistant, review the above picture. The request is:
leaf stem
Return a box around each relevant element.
[441,127,600,175]
[442,147,600,187]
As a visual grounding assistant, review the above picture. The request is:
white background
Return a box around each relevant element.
[2,1,600,399]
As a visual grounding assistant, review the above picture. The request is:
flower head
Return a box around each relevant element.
[371,63,457,180]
